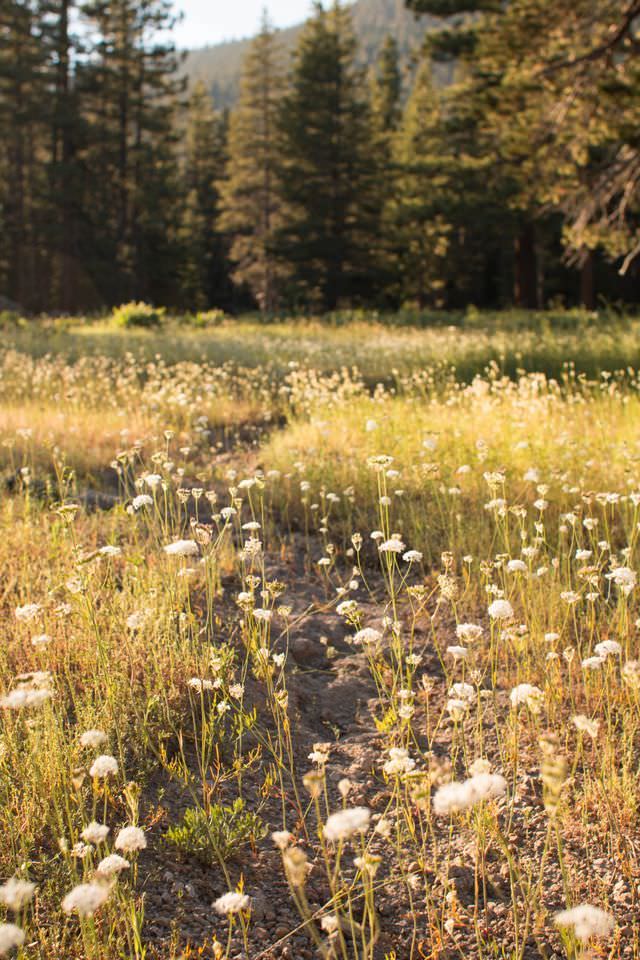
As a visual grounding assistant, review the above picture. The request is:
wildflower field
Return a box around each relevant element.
[2,312,640,960]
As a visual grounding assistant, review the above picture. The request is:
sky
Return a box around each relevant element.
[173,0,312,49]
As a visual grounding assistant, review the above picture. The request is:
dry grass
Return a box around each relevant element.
[0,324,639,960]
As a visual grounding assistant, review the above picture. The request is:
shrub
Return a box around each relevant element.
[112,301,164,329]
[164,798,264,866]
[192,308,228,328]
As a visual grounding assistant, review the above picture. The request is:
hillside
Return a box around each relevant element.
[182,0,446,108]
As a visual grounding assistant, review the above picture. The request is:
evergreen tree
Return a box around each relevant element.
[217,14,285,312]
[78,0,185,304]
[370,34,401,136]
[0,0,47,308]
[275,1,380,310]
[180,82,230,309]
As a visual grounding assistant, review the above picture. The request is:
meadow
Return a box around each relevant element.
[1,310,640,960]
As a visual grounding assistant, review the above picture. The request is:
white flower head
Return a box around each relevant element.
[554,904,614,942]
[89,755,118,778]
[81,821,109,845]
[323,807,370,842]
[0,923,25,954]
[114,826,146,853]
[214,892,250,914]
[62,882,110,917]
[96,854,130,877]
[488,599,513,620]
[164,539,199,557]
[0,878,36,912]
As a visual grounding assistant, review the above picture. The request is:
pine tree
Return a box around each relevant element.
[0,0,47,307]
[275,1,380,310]
[389,62,450,305]
[180,82,231,309]
[39,0,86,309]
[370,34,401,136]
[217,14,285,312]
[78,0,185,304]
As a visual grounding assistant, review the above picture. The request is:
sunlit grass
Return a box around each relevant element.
[1,323,639,959]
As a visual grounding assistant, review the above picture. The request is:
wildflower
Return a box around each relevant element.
[80,729,107,748]
[0,878,36,911]
[323,807,370,842]
[114,826,146,853]
[544,632,560,643]
[449,682,475,702]
[98,545,121,557]
[253,608,272,621]
[336,599,358,617]
[338,778,352,797]
[0,923,25,954]
[554,904,614,942]
[606,566,636,595]
[507,559,527,573]
[321,915,339,934]
[96,854,130,877]
[622,660,640,688]
[164,539,199,557]
[31,633,51,647]
[89,755,118,778]
[213,892,250,915]
[560,590,580,604]
[510,683,544,713]
[15,603,42,623]
[143,474,162,489]
[229,683,244,698]
[572,715,599,738]
[126,611,147,630]
[81,822,109,845]
[70,842,92,859]
[469,758,491,776]
[378,538,406,554]
[447,645,468,660]
[271,831,292,850]
[62,882,110,917]
[403,550,423,563]
[374,818,392,838]
[446,698,469,720]
[0,686,51,709]
[353,627,381,646]
[354,853,381,877]
[582,656,605,670]
[283,847,308,887]
[131,494,153,510]
[594,640,621,658]
[433,773,507,816]
[383,747,415,777]
[456,623,483,643]
[488,599,513,620]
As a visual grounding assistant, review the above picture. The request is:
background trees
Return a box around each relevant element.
[0,0,638,313]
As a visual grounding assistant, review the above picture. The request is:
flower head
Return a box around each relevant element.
[213,891,250,914]
[323,807,370,842]
[62,882,110,917]
[114,826,146,853]
[554,904,614,942]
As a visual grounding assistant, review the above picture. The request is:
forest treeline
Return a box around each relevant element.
[1,0,639,314]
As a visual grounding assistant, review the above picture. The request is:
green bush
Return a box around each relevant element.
[193,308,228,328]
[111,301,164,329]
[164,798,264,866]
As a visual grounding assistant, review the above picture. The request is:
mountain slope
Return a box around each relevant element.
[183,0,444,108]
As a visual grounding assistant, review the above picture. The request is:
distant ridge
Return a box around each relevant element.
[182,0,446,108]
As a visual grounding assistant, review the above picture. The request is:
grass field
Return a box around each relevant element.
[0,312,639,960]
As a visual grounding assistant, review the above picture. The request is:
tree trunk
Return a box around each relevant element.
[514,221,538,309]
[579,249,595,309]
